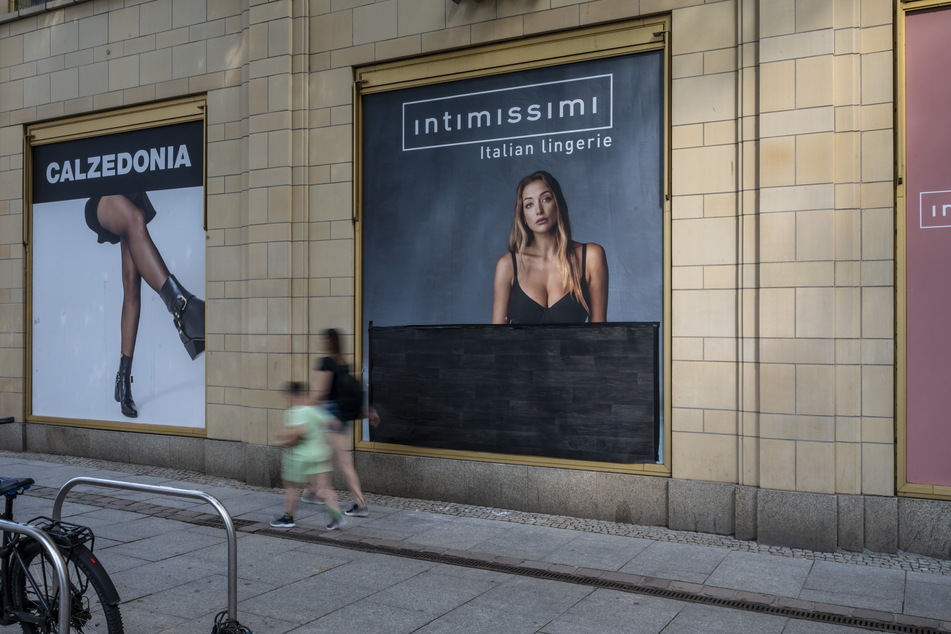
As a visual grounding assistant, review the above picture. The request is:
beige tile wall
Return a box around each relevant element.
[666,0,895,496]
[0,0,897,495]
[672,0,895,495]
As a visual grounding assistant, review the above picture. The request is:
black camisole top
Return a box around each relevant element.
[506,244,590,324]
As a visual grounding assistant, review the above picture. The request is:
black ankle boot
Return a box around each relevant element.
[160,274,205,360]
[114,354,138,418]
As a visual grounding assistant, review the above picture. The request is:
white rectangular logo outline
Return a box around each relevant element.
[919,189,951,229]
[401,74,614,151]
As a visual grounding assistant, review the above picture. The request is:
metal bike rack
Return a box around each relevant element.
[52,477,239,623]
[0,519,72,632]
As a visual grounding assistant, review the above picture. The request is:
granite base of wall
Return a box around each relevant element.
[355,451,670,527]
[668,479,735,535]
[20,424,282,488]
[0,420,24,452]
[12,424,951,560]
[757,489,839,552]
[355,452,951,560]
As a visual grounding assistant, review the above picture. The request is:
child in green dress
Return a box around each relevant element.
[271,381,344,530]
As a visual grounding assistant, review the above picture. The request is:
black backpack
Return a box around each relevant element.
[334,366,363,421]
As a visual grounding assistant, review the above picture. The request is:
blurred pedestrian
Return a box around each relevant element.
[305,328,378,517]
[271,381,344,530]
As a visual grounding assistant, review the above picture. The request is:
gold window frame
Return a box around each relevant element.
[24,96,208,437]
[352,18,672,476]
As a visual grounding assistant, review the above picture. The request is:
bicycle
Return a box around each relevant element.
[0,476,123,633]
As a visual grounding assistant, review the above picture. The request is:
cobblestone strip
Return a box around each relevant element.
[8,450,951,577]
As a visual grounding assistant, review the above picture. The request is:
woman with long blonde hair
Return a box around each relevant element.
[492,171,608,324]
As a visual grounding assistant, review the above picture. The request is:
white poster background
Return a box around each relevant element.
[32,187,205,427]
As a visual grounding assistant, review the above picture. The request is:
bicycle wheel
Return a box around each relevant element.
[11,539,124,634]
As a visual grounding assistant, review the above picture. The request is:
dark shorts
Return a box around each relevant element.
[84,192,157,244]
[323,402,351,434]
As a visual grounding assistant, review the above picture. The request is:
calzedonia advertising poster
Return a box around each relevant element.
[361,51,665,463]
[30,120,206,429]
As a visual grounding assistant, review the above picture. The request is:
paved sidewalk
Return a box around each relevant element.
[1,450,950,633]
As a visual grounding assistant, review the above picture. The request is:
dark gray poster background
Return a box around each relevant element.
[362,51,664,329]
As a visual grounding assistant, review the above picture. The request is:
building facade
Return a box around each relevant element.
[2,0,950,559]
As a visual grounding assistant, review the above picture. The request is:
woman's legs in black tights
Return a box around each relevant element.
[97,195,171,295]
[118,238,142,358]
[115,240,141,414]
[101,195,166,418]
[97,195,205,417]
[98,194,204,359]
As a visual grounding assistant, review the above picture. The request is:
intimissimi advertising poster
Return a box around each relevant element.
[361,51,665,463]
[362,51,664,328]
[31,120,206,428]
[904,7,951,487]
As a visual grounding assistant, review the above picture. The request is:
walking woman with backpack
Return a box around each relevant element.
[307,328,376,517]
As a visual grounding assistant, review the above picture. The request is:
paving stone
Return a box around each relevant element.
[642,575,672,589]
[495,556,526,566]
[575,567,604,578]
[775,596,816,611]
[600,570,642,585]
[734,590,775,605]
[661,603,786,633]
[706,550,812,598]
[621,541,729,584]
[520,560,551,571]
[669,580,704,594]
[799,559,905,612]
[853,608,895,622]
[817,603,852,616]
[701,586,737,600]
[541,589,684,634]
[370,569,498,616]
[781,619,870,633]
[905,571,951,621]
[299,598,435,633]
[895,614,941,628]
[542,530,653,571]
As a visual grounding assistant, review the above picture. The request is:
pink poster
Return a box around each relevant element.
[904,7,951,486]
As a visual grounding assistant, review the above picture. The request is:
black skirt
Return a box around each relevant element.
[84,192,157,244]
